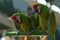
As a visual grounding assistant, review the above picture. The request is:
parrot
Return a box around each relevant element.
[9,12,33,34]
[32,4,50,32]
[9,12,35,40]
[32,4,56,40]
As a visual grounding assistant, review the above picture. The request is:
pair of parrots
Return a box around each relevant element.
[9,3,56,40]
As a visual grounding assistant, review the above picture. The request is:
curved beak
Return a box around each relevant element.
[8,17,12,21]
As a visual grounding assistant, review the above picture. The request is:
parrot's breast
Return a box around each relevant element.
[38,15,48,32]
[20,17,32,32]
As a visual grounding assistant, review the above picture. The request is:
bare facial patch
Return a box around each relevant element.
[37,6,42,14]
[16,16,21,23]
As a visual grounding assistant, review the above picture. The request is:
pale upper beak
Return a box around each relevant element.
[8,17,12,21]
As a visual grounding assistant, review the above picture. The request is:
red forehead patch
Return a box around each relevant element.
[32,4,38,8]
[11,16,16,20]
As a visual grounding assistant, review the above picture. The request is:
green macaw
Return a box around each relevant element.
[10,12,33,34]
[32,3,56,40]
[32,4,50,32]
[9,12,34,40]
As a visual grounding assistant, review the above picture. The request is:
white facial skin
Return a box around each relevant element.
[16,16,21,23]
[37,6,41,13]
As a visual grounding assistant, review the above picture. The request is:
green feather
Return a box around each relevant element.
[30,16,39,30]
[49,12,56,38]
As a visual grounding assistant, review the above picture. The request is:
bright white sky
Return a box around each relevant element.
[36,0,60,14]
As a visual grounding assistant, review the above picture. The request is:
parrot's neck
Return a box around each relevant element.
[28,13,38,19]
[34,13,38,19]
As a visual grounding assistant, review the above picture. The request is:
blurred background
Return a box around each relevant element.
[0,0,60,40]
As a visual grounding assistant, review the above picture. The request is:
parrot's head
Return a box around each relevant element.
[8,15,21,23]
[32,4,42,14]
